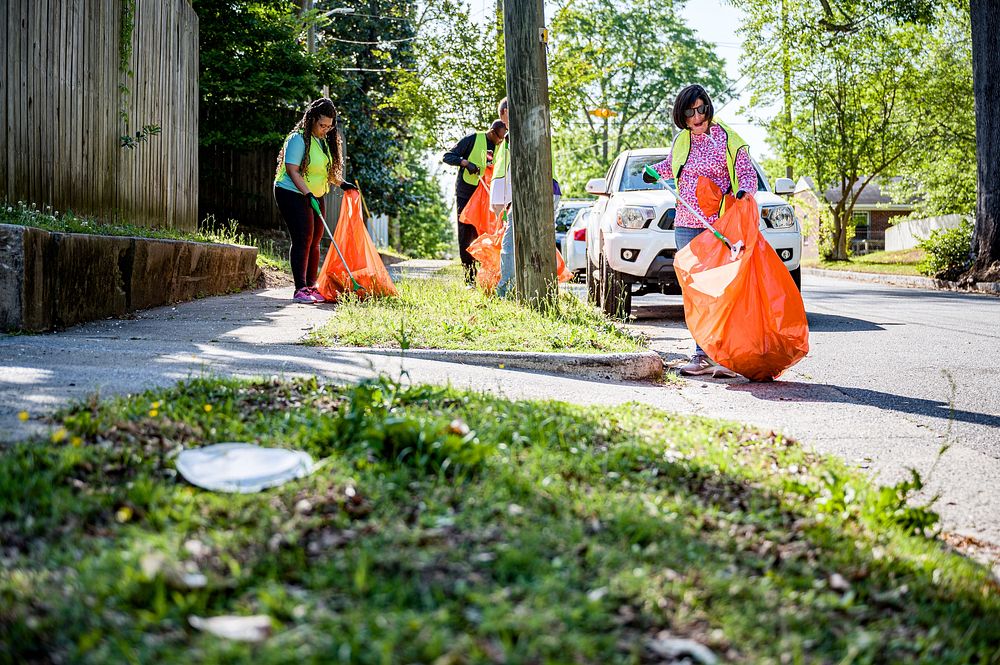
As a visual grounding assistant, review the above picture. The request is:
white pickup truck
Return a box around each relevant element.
[583,147,802,318]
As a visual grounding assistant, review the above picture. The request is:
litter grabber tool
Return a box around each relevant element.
[309,196,366,296]
[643,165,744,261]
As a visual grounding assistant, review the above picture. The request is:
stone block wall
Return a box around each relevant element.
[0,225,259,332]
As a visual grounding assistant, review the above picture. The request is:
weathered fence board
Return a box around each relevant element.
[2,0,198,230]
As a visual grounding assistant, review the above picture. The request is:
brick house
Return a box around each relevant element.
[792,177,914,258]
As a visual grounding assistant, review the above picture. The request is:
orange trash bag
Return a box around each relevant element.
[673,196,809,381]
[467,223,505,292]
[468,220,574,293]
[315,190,398,302]
[459,165,498,236]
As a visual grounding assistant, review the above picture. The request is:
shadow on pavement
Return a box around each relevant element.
[805,312,886,333]
[727,380,1000,428]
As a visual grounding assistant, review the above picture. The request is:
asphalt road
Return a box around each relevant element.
[569,274,1000,545]
[1,268,998,551]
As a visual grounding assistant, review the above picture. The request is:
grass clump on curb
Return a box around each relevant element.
[307,272,645,354]
[0,200,289,273]
[2,376,998,663]
[802,249,924,277]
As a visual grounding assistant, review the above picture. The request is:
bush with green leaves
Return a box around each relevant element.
[917,220,973,281]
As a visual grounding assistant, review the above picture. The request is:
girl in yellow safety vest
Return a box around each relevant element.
[274,98,357,304]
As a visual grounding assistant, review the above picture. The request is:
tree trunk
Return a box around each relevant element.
[503,0,557,308]
[970,0,1000,280]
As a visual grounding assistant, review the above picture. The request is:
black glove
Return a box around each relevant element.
[340,181,358,192]
[735,189,748,200]
[642,168,658,184]
[306,192,321,210]
[465,162,481,175]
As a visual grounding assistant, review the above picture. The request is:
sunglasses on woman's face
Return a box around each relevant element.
[683,104,709,118]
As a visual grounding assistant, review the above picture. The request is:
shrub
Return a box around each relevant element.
[917,220,973,281]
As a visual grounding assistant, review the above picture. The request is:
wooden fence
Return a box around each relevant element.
[199,145,286,229]
[1,0,199,230]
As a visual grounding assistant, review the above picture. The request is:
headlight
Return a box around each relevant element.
[616,206,655,229]
[762,205,796,229]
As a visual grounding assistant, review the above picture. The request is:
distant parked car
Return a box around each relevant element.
[584,147,801,318]
[561,205,592,279]
[554,199,592,250]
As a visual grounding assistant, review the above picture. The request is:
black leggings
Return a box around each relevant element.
[274,187,325,290]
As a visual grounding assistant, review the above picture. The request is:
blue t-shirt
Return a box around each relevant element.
[275,133,308,193]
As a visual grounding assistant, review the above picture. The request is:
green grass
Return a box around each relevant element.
[2,376,998,663]
[307,272,645,354]
[0,200,289,273]
[803,249,924,277]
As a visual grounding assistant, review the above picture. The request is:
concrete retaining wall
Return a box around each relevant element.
[0,224,259,332]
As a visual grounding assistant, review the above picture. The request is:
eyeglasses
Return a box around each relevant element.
[683,104,709,118]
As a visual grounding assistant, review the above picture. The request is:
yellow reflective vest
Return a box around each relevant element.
[462,132,490,187]
[671,120,749,216]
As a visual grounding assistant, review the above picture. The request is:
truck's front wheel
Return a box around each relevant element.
[599,255,631,319]
[586,254,600,304]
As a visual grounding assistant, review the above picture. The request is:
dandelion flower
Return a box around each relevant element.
[51,427,68,443]
[149,409,158,417]
[71,436,83,447]
[17,411,29,421]
[203,404,213,413]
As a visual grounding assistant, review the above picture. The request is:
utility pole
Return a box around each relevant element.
[503,0,557,308]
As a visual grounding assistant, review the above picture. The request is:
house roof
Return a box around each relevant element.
[795,176,916,208]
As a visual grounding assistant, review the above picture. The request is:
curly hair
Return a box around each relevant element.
[276,98,344,185]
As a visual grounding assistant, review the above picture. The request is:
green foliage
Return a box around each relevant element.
[732,0,941,260]
[917,220,973,281]
[392,0,506,144]
[337,378,496,475]
[884,4,975,218]
[393,157,453,258]
[193,0,328,149]
[3,377,1000,662]
[548,0,730,195]
[119,123,161,150]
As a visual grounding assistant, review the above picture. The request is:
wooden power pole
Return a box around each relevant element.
[502,0,557,308]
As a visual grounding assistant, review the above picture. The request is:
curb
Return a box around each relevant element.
[803,267,1000,296]
[324,347,665,383]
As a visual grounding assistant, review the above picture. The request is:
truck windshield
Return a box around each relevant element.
[621,155,670,192]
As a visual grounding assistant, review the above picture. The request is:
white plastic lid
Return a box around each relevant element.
[176,443,314,493]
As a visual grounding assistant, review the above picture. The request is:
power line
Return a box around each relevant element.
[325,35,418,44]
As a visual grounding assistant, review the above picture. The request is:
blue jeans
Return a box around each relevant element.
[497,213,515,297]
[674,225,706,357]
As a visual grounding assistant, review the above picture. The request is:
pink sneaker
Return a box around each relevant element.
[293,287,318,303]
[306,285,327,303]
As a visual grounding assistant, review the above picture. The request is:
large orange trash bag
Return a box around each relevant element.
[459,165,498,236]
[315,190,398,302]
[673,196,809,381]
[468,222,574,293]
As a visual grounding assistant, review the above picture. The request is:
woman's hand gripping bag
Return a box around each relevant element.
[672,196,809,381]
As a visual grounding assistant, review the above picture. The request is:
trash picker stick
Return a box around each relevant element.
[642,165,743,259]
[309,196,366,295]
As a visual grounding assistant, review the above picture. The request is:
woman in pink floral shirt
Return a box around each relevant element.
[645,84,759,377]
